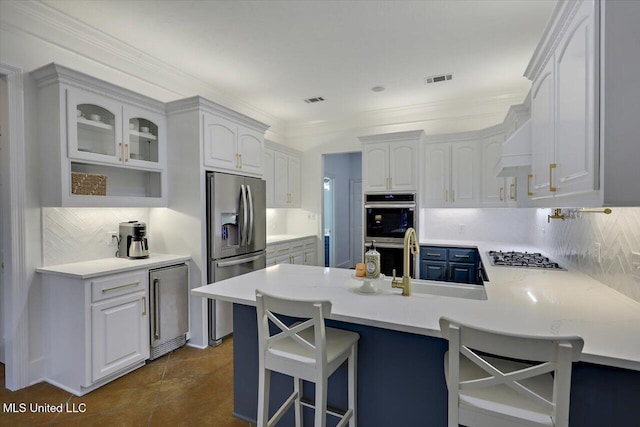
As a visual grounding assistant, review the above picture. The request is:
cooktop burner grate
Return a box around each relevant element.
[488,250,566,270]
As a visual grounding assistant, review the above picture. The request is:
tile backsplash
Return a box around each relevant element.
[533,207,640,303]
[42,208,150,265]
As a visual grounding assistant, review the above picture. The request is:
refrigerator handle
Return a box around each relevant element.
[153,278,160,340]
[247,184,254,245]
[240,184,248,246]
[216,252,264,268]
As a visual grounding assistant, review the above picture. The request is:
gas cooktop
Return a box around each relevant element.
[488,250,566,270]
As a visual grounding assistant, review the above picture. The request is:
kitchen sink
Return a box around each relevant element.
[378,277,487,300]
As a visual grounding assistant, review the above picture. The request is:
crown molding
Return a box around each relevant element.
[283,90,527,141]
[166,96,269,133]
[1,0,282,133]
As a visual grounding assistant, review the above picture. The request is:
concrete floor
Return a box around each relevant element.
[0,337,251,426]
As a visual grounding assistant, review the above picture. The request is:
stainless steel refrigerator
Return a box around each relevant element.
[207,171,266,345]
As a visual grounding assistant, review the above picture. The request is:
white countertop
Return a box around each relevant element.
[192,242,640,371]
[267,234,316,244]
[37,253,191,279]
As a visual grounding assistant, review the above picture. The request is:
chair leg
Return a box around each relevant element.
[257,367,271,427]
[314,376,328,427]
[348,345,357,427]
[294,377,303,427]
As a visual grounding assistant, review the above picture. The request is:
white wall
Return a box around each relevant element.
[421,208,535,244]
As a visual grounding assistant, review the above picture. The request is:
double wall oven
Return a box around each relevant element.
[364,193,417,278]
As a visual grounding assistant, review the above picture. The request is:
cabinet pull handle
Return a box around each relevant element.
[119,142,123,162]
[527,174,534,196]
[389,177,392,189]
[236,153,240,169]
[124,143,129,162]
[452,189,455,202]
[549,163,557,192]
[102,281,140,293]
[454,254,470,258]
[499,187,504,201]
[239,153,242,169]
[510,183,516,200]
[426,253,441,257]
[142,296,146,316]
[154,278,160,339]
[445,189,448,202]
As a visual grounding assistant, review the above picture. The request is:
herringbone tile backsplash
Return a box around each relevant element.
[42,208,149,266]
[533,207,640,303]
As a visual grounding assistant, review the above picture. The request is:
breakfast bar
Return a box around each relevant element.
[192,248,640,426]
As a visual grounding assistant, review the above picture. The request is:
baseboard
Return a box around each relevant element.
[29,355,45,386]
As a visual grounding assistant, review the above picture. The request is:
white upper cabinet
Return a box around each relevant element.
[67,88,165,171]
[264,141,302,208]
[360,130,423,193]
[32,63,167,207]
[525,0,640,206]
[203,114,264,177]
[529,1,595,201]
[423,139,481,207]
[482,135,507,206]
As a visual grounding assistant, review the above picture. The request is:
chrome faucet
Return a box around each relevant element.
[392,227,419,296]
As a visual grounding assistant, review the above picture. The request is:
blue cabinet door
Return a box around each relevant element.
[420,260,447,281]
[449,262,477,284]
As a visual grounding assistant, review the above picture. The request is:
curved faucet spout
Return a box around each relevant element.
[392,227,418,296]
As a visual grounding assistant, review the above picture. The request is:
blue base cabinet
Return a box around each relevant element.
[419,246,481,284]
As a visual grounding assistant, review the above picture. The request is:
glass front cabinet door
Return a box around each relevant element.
[67,88,163,170]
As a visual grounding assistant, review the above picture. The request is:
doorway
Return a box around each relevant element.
[322,152,363,269]
[323,176,336,267]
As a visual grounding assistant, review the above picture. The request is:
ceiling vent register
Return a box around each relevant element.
[304,96,325,103]
[425,73,453,84]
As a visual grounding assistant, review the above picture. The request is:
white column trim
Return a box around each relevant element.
[0,61,29,390]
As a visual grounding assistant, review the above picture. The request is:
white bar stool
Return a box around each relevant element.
[439,317,583,427]
[255,290,359,427]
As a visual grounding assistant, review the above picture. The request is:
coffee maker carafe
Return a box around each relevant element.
[118,221,150,259]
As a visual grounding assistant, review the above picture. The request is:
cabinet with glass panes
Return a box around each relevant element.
[32,63,167,207]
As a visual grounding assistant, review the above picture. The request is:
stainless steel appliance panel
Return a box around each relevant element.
[149,264,189,358]
[244,176,266,254]
[364,193,416,244]
[208,172,247,260]
[208,251,266,344]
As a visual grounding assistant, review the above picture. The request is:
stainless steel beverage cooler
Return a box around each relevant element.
[149,263,189,360]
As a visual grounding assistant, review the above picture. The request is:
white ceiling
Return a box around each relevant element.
[41,0,556,125]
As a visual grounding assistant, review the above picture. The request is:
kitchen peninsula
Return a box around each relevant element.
[192,246,640,426]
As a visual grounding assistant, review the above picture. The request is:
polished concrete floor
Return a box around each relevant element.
[0,338,252,426]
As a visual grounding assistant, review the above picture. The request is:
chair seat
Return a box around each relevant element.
[445,352,554,426]
[268,326,360,366]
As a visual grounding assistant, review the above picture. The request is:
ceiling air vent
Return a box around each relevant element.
[304,96,325,103]
[424,73,453,84]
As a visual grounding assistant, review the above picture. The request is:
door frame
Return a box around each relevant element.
[0,62,29,391]
[350,179,363,266]
[323,174,337,267]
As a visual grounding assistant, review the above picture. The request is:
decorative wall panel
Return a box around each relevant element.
[533,207,640,302]
[43,208,149,266]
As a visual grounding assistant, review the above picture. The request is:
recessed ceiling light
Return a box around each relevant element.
[371,86,385,92]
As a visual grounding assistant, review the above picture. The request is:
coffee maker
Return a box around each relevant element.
[118,221,150,259]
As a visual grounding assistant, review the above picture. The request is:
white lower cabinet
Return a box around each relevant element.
[267,237,317,267]
[91,291,148,382]
[42,269,150,396]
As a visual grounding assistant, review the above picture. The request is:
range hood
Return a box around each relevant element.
[497,119,532,177]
